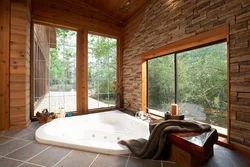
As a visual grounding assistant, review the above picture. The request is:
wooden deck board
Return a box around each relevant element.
[34,91,114,115]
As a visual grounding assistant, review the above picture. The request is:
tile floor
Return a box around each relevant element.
[0,122,250,167]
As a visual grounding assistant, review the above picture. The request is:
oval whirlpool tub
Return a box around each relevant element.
[35,110,149,155]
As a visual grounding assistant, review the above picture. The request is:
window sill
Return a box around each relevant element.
[150,114,164,120]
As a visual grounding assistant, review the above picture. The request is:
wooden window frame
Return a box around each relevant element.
[30,23,123,119]
[86,30,122,113]
[141,24,230,139]
[31,22,81,119]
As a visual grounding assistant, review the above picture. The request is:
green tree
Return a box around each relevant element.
[49,28,76,91]
[88,34,117,102]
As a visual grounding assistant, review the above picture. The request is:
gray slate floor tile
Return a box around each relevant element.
[55,150,97,167]
[6,142,49,161]
[19,163,43,167]
[28,122,43,130]
[204,149,237,167]
[3,129,35,138]
[19,132,35,141]
[91,154,128,167]
[0,139,30,156]
[28,146,72,167]
[0,136,13,145]
[127,158,161,167]
[0,157,23,167]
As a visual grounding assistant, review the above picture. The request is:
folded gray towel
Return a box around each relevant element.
[118,120,213,159]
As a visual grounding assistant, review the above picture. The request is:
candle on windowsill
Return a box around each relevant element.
[171,104,178,115]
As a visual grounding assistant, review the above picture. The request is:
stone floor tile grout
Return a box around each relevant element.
[124,153,131,167]
[2,129,18,135]
[0,138,16,146]
[3,155,47,167]
[53,149,74,167]
[2,156,26,163]
[18,132,35,139]
[4,141,34,156]
[17,162,25,167]
[23,145,52,164]
[228,157,239,167]
[20,162,47,167]
[2,129,35,138]
[1,134,35,142]
[88,153,100,167]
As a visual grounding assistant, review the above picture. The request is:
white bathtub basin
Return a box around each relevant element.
[35,110,149,155]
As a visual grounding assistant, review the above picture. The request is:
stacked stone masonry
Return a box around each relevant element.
[122,0,250,150]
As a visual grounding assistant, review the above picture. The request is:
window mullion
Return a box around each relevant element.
[174,53,177,104]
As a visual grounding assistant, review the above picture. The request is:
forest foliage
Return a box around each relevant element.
[148,42,227,127]
[88,34,117,101]
[49,29,77,91]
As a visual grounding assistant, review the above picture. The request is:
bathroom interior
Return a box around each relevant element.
[1,0,250,166]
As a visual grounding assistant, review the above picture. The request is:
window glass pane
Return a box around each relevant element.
[147,54,175,116]
[88,34,117,109]
[177,42,227,129]
[34,24,77,115]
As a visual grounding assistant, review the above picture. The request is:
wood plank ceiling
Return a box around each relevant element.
[64,0,148,23]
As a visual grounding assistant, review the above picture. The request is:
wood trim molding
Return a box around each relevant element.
[83,27,88,113]
[0,0,10,130]
[117,37,123,108]
[226,33,231,142]
[141,24,230,126]
[142,24,229,60]
[30,22,35,118]
[77,29,84,114]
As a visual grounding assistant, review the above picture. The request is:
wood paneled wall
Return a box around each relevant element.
[122,0,250,151]
[0,0,10,131]
[10,0,31,129]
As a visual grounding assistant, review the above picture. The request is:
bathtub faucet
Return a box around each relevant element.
[135,110,144,120]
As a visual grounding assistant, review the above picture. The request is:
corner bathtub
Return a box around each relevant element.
[35,110,149,155]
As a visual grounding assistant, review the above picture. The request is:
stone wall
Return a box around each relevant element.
[123,0,250,150]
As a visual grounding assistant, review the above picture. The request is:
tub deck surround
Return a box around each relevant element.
[35,110,149,155]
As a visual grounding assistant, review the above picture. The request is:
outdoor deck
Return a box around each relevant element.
[34,92,114,115]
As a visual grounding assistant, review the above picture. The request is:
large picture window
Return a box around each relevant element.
[88,34,117,110]
[33,24,77,115]
[147,42,227,132]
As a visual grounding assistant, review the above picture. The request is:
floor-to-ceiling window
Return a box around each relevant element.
[147,42,227,134]
[33,24,77,115]
[88,34,117,110]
